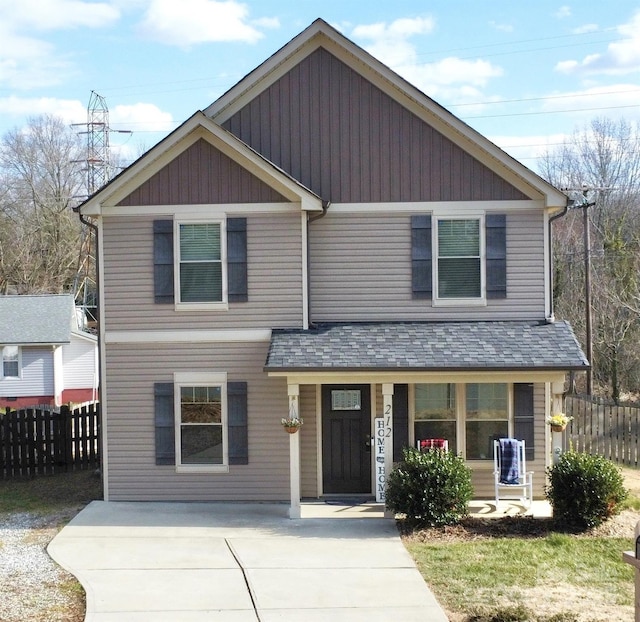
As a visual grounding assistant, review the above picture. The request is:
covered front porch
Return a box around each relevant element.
[264,321,589,518]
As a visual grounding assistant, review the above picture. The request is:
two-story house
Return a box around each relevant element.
[78,19,587,514]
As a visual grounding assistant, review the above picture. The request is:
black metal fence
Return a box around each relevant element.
[0,403,100,478]
[565,394,639,468]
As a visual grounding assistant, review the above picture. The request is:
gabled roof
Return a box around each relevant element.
[0,295,76,345]
[78,112,323,216]
[207,18,566,209]
[265,321,589,372]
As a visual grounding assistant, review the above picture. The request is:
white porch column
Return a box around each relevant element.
[382,383,394,518]
[551,379,565,465]
[288,384,301,519]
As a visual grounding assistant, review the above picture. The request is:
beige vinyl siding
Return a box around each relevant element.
[299,384,318,497]
[104,340,290,501]
[102,212,304,331]
[309,210,545,322]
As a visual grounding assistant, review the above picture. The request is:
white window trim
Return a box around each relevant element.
[1,345,21,380]
[174,218,229,312]
[173,371,229,473]
[411,382,513,464]
[432,212,487,307]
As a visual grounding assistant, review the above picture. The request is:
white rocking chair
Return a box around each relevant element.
[493,438,533,509]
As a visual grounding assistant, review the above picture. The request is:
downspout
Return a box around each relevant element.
[306,200,330,329]
[547,204,569,323]
[77,211,105,486]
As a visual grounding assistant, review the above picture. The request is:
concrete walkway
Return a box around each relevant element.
[48,501,449,621]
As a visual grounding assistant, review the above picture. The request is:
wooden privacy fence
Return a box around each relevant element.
[0,403,100,478]
[565,394,639,468]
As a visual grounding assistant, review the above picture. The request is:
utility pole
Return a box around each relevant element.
[562,187,598,395]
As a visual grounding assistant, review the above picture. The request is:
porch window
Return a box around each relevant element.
[178,222,224,304]
[175,377,227,469]
[414,383,457,453]
[465,383,508,460]
[436,218,481,299]
[2,346,19,378]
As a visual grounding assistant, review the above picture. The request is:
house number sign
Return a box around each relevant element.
[375,418,386,502]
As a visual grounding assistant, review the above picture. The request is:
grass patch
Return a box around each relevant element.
[405,522,634,621]
[0,469,102,515]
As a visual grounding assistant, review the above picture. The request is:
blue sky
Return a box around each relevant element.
[1,0,639,173]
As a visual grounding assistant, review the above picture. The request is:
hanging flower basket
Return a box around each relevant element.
[281,417,303,434]
[547,412,572,433]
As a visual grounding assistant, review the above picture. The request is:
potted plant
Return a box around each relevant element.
[546,412,572,432]
[281,417,303,434]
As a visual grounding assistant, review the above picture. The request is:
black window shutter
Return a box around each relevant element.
[153,220,174,304]
[228,381,248,465]
[486,214,506,299]
[392,384,409,461]
[154,382,175,465]
[514,383,534,460]
[227,218,248,303]
[411,215,432,299]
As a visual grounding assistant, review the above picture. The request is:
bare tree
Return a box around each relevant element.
[0,115,86,294]
[541,117,640,400]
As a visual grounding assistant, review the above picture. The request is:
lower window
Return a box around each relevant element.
[414,382,509,460]
[175,373,227,469]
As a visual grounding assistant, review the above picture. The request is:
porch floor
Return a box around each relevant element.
[301,499,552,520]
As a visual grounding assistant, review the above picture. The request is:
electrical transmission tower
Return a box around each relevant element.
[71,92,115,331]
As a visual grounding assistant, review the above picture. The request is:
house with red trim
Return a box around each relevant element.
[78,19,587,514]
[0,294,98,409]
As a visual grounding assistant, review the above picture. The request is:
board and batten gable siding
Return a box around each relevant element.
[222,47,530,204]
[101,212,304,331]
[308,209,545,322]
[104,340,290,501]
[117,138,289,206]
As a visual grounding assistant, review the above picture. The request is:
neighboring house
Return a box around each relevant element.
[0,294,98,409]
[78,19,588,513]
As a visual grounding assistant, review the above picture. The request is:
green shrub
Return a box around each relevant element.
[385,447,473,527]
[545,451,628,530]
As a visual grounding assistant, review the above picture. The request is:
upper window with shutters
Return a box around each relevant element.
[411,212,506,306]
[154,217,248,311]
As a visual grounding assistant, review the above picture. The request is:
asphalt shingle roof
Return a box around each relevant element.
[0,295,74,345]
[265,320,589,372]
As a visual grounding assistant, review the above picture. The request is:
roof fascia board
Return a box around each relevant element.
[207,20,566,209]
[266,370,568,384]
[80,113,322,215]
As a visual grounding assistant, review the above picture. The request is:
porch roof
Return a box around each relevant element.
[264,320,589,373]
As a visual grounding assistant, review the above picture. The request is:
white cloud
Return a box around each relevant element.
[1,0,120,31]
[0,0,120,90]
[139,0,270,46]
[110,103,175,133]
[352,17,502,105]
[572,24,598,35]
[555,6,572,19]
[556,11,640,75]
[0,96,87,127]
[489,21,514,33]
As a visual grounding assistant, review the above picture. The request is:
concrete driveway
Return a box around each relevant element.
[48,500,449,621]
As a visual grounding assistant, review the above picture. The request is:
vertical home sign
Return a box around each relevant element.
[375,417,386,502]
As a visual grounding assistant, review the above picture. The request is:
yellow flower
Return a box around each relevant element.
[546,412,572,426]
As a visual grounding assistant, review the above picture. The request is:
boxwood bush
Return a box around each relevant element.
[545,451,627,530]
[385,447,473,527]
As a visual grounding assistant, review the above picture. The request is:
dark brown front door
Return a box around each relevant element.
[322,385,371,494]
